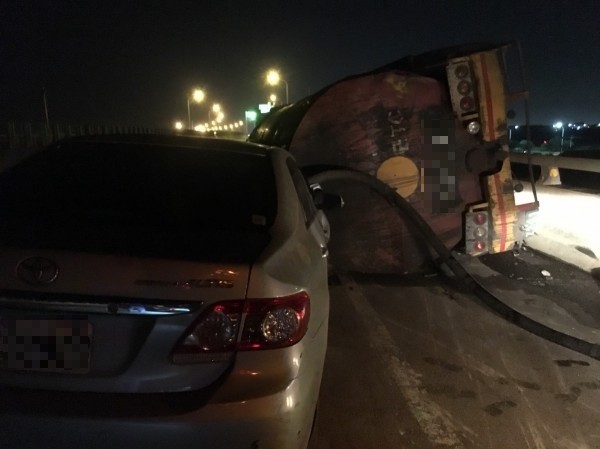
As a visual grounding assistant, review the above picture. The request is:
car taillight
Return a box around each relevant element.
[171,292,310,363]
[172,300,244,363]
[238,292,310,351]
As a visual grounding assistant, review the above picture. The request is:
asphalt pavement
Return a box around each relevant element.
[311,262,600,449]
[453,246,600,352]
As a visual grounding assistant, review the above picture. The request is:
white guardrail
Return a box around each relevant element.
[510,153,600,181]
[510,153,600,272]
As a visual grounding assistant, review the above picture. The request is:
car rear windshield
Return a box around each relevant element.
[0,140,277,262]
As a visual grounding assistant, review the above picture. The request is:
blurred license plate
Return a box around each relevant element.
[0,318,92,374]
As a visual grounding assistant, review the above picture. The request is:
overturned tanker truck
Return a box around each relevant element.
[249,42,535,273]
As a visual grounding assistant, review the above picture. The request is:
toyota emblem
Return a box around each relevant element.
[16,257,59,285]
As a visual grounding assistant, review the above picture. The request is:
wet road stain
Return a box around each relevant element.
[556,386,581,403]
[575,245,597,260]
[577,380,600,390]
[484,400,517,416]
[423,384,477,399]
[555,359,590,367]
[423,357,463,372]
[555,381,600,403]
[496,376,541,390]
[514,379,541,390]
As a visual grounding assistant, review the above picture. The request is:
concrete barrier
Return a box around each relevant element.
[515,183,600,272]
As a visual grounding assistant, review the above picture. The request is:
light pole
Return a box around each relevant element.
[42,87,49,127]
[553,121,564,152]
[187,88,205,129]
[266,69,289,104]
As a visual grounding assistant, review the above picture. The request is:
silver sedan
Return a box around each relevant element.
[0,135,338,449]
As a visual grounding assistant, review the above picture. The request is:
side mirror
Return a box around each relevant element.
[310,183,344,210]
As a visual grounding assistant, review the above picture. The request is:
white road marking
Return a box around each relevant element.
[341,275,466,448]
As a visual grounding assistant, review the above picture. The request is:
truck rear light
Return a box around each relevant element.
[457,80,471,95]
[473,226,487,239]
[171,292,310,363]
[474,241,486,251]
[465,210,490,256]
[238,292,310,351]
[454,64,469,78]
[474,212,487,225]
[447,59,479,133]
[460,96,475,111]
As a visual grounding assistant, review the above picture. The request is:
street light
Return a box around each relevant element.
[187,88,205,129]
[209,103,221,121]
[269,94,277,105]
[266,69,289,104]
[553,121,564,152]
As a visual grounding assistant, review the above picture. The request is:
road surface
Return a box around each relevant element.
[309,267,600,449]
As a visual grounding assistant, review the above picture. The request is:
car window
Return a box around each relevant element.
[0,140,278,261]
[286,158,317,225]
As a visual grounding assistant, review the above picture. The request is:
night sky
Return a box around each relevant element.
[1,0,598,128]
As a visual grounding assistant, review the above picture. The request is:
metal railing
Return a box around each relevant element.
[510,153,600,174]
[1,121,168,170]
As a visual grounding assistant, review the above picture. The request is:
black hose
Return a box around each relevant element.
[309,168,600,361]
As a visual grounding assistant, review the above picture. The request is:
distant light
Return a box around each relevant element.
[259,103,272,114]
[514,125,519,129]
[174,121,183,130]
[245,110,257,121]
[269,93,277,103]
[266,69,280,86]
[553,121,563,129]
[192,89,205,103]
[216,111,224,123]
[212,103,221,113]
[238,120,244,126]
[194,124,206,133]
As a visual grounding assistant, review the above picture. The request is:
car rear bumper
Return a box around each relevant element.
[0,324,328,449]
[0,374,317,449]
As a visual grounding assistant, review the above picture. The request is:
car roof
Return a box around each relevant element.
[57,134,274,157]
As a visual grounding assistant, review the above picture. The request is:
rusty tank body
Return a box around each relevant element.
[249,43,522,273]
